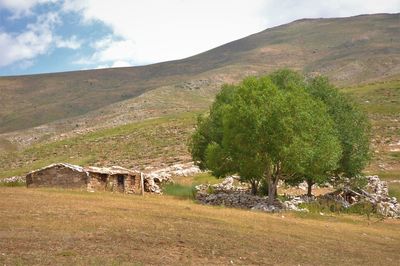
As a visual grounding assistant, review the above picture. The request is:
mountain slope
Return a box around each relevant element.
[0,13,399,134]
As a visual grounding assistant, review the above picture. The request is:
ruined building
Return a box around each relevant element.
[26,163,143,194]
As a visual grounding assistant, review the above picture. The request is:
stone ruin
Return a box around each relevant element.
[195,175,400,218]
[195,177,308,212]
[25,163,144,194]
[320,176,400,218]
[1,162,202,195]
[143,162,202,193]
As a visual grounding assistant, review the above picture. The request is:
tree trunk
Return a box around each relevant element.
[250,180,258,195]
[267,178,276,205]
[306,179,314,197]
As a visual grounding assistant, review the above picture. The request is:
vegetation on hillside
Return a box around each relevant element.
[0,113,197,178]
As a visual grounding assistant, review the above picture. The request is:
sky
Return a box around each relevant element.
[0,0,399,76]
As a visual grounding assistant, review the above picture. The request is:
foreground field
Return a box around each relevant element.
[1,188,399,265]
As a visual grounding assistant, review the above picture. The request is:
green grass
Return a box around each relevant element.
[163,183,196,200]
[192,172,219,185]
[0,181,25,187]
[342,79,400,116]
[389,183,400,199]
[375,170,400,181]
[0,113,198,178]
[163,173,219,200]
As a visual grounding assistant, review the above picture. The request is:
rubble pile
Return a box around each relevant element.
[195,177,312,212]
[321,175,400,218]
[195,177,290,212]
[250,195,311,212]
[144,162,202,193]
[194,175,400,217]
[0,176,26,185]
[195,177,270,209]
[360,175,399,218]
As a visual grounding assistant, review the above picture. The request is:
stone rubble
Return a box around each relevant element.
[0,176,26,185]
[320,175,400,218]
[144,162,202,193]
[195,175,400,218]
[361,175,399,218]
[195,177,285,212]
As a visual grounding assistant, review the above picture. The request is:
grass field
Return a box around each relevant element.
[0,113,198,178]
[1,187,399,265]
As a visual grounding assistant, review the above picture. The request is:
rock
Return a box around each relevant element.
[252,203,280,213]
[321,175,400,218]
[143,162,202,193]
[195,177,285,212]
[0,176,26,184]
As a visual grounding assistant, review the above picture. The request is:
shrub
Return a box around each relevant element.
[162,183,196,200]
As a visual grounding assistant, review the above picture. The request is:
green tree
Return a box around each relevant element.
[306,77,371,179]
[189,84,263,194]
[190,70,343,204]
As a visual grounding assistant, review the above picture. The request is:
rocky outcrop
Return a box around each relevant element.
[144,162,202,193]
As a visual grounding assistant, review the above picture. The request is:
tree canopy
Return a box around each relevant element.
[189,69,370,204]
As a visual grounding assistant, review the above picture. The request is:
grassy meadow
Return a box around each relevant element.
[0,113,198,178]
[1,187,399,265]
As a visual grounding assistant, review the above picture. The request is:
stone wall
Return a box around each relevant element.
[87,173,108,192]
[26,165,88,189]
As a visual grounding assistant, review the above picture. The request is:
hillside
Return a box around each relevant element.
[0,13,399,135]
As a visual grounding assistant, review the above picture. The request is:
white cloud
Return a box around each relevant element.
[261,0,400,27]
[0,0,59,17]
[0,12,59,67]
[95,64,109,69]
[63,0,400,67]
[111,60,131,68]
[55,35,82,49]
[63,0,267,64]
[91,39,136,63]
[94,60,131,69]
[0,10,82,68]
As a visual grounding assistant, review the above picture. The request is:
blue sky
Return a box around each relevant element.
[0,0,399,76]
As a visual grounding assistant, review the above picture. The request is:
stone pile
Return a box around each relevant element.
[196,177,313,212]
[321,175,400,218]
[196,177,286,212]
[251,195,311,213]
[362,175,399,218]
[195,175,400,217]
[0,176,26,185]
[144,162,202,193]
[197,191,269,209]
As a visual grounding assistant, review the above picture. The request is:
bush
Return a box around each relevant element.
[299,198,377,219]
[299,199,344,214]
[344,200,375,218]
[162,183,196,200]
[258,178,269,196]
[0,180,25,187]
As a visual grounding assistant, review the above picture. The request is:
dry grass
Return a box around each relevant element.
[1,187,399,265]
